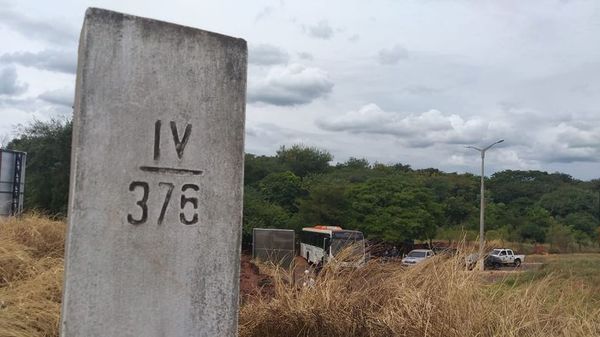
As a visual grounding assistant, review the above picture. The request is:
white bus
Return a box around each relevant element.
[299,226,366,267]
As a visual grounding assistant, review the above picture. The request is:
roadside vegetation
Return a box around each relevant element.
[1,215,600,337]
[240,255,600,337]
[0,215,64,337]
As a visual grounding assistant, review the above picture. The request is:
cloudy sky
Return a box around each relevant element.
[1,0,599,180]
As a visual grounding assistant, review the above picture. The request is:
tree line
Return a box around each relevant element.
[6,119,600,251]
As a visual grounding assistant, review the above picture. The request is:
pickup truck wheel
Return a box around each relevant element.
[493,262,502,269]
[514,259,521,267]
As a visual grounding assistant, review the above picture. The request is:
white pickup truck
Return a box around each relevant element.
[485,248,525,268]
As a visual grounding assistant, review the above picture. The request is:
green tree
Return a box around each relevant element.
[518,223,546,243]
[347,177,442,242]
[444,196,477,227]
[258,171,305,212]
[243,187,290,235]
[485,202,512,230]
[294,183,350,227]
[391,163,412,172]
[244,154,285,186]
[337,157,370,170]
[488,170,567,210]
[7,119,72,215]
[424,174,478,227]
[276,145,332,177]
[486,226,511,244]
[546,222,575,253]
[572,230,592,251]
[519,206,553,242]
[540,185,597,218]
[562,211,597,238]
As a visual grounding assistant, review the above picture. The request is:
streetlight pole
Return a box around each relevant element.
[467,139,504,271]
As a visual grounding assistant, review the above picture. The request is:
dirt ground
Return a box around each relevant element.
[239,254,275,302]
[239,254,316,301]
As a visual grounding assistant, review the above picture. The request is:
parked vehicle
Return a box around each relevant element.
[485,248,525,268]
[401,249,434,266]
[300,225,366,267]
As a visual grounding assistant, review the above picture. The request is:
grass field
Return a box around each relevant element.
[1,215,599,337]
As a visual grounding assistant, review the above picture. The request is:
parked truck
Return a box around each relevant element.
[485,248,525,269]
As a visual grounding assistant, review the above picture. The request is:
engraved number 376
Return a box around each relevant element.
[127,181,199,225]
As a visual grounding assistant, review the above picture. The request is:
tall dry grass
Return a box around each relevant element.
[1,215,599,337]
[0,214,64,337]
[240,250,600,337]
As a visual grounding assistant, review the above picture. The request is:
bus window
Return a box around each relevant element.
[331,232,364,256]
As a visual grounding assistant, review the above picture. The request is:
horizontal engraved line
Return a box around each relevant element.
[139,166,203,176]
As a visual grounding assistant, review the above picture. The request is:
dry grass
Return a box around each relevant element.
[1,215,599,337]
[0,214,64,337]
[240,250,600,337]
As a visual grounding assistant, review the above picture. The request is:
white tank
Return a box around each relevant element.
[0,149,26,216]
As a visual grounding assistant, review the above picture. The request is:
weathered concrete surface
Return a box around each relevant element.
[61,8,246,337]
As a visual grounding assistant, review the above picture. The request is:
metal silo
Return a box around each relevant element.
[0,149,26,217]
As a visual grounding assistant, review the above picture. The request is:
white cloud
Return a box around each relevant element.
[317,103,489,146]
[245,122,336,157]
[248,63,334,106]
[304,20,333,39]
[348,34,359,42]
[318,103,600,165]
[1,49,77,74]
[378,44,408,65]
[0,7,77,45]
[527,123,600,163]
[297,52,313,61]
[254,6,274,22]
[249,44,289,66]
[38,87,73,107]
[0,66,27,95]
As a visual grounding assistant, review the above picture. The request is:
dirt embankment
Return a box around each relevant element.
[239,255,274,302]
[239,255,315,301]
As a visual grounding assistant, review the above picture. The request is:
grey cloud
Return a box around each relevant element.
[540,152,598,163]
[0,66,27,95]
[245,122,342,158]
[249,44,289,66]
[488,108,600,164]
[0,7,77,45]
[402,85,444,95]
[319,103,600,164]
[0,94,70,121]
[317,104,413,135]
[248,63,334,106]
[317,103,493,147]
[528,144,599,164]
[0,96,35,109]
[378,44,409,65]
[530,123,600,163]
[38,88,74,107]
[504,62,600,117]
[255,6,274,22]
[348,34,360,42]
[305,20,334,39]
[298,52,314,61]
[1,49,77,74]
